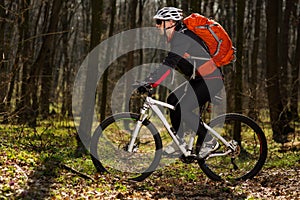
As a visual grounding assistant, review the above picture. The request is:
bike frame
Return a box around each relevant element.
[127,95,237,158]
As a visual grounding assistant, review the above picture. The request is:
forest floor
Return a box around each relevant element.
[0,122,299,200]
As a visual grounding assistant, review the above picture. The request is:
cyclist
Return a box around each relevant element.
[142,7,224,158]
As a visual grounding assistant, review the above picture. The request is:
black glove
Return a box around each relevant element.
[132,81,152,94]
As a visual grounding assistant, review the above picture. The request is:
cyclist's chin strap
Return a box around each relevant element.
[163,21,167,38]
[163,21,177,42]
[165,24,177,30]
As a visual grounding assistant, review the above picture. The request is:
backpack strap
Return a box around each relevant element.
[196,24,223,56]
[183,53,211,79]
[178,27,188,34]
[176,21,188,33]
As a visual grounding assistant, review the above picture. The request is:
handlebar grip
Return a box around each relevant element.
[132,81,152,94]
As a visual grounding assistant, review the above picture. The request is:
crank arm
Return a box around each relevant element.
[205,149,232,159]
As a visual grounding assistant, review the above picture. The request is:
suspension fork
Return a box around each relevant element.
[127,102,149,152]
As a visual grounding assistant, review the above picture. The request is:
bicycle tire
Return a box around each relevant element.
[90,112,162,182]
[196,113,268,181]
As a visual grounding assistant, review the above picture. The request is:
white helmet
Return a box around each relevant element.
[153,7,183,21]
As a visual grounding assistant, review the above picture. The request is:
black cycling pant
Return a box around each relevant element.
[167,77,223,139]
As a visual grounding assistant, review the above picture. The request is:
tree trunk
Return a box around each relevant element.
[77,0,104,153]
[181,0,189,13]
[291,5,300,121]
[124,0,138,114]
[248,0,262,120]
[166,0,178,7]
[61,2,72,118]
[223,0,235,113]
[0,1,15,123]
[99,0,116,121]
[232,0,245,144]
[279,0,293,110]
[15,0,32,125]
[234,0,245,114]
[190,0,201,13]
[0,0,6,114]
[266,0,292,143]
[39,0,63,119]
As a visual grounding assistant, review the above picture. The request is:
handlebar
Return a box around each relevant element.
[132,81,153,96]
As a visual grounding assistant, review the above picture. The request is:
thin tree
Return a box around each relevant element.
[15,0,33,125]
[234,0,245,114]
[77,0,104,154]
[99,0,116,121]
[189,0,201,13]
[248,0,262,120]
[290,2,300,121]
[279,0,294,112]
[231,0,246,145]
[123,0,138,114]
[0,0,6,115]
[61,1,75,118]
[166,0,178,7]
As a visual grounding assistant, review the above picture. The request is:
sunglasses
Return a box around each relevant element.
[156,19,164,25]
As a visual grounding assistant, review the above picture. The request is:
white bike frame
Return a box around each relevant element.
[127,95,237,158]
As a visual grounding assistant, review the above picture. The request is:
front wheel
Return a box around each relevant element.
[197,113,268,181]
[90,112,162,182]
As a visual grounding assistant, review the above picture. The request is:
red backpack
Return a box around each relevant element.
[183,13,236,67]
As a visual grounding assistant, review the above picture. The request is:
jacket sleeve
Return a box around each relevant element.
[146,33,192,87]
[145,66,172,88]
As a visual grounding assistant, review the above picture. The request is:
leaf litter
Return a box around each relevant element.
[1,152,299,200]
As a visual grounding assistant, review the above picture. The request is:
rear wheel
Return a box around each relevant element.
[197,113,268,181]
[90,112,162,182]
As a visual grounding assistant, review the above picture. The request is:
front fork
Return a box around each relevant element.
[127,103,149,152]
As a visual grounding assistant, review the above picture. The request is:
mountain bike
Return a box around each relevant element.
[90,82,268,182]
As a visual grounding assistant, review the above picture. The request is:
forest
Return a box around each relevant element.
[0,0,299,199]
[0,0,299,142]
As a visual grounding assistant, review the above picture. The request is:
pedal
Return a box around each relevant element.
[180,155,197,164]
